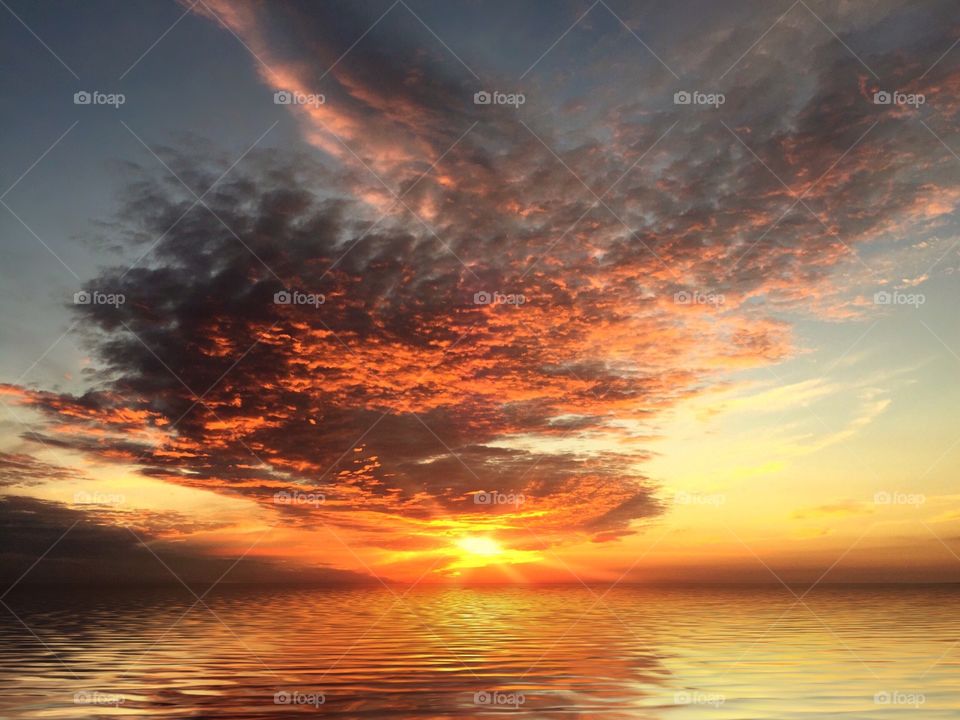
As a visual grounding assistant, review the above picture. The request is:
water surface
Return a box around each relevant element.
[1,585,957,718]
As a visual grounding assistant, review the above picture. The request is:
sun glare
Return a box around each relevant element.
[456,536,503,557]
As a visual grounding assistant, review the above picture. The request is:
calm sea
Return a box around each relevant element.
[0,585,957,718]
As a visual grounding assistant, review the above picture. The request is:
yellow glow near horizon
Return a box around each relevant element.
[456,536,503,557]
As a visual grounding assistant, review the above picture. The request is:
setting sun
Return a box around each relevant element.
[456,536,503,557]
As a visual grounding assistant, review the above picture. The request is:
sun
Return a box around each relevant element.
[456,535,503,557]
[443,534,543,576]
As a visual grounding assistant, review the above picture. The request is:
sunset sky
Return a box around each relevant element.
[2,0,960,587]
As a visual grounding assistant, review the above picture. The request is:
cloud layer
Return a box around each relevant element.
[4,0,960,578]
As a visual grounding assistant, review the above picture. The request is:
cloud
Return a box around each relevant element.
[5,0,960,576]
[2,146,669,549]
[0,495,372,587]
[0,452,78,487]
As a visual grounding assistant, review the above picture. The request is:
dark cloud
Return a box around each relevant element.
[3,143,665,544]
[4,0,960,568]
[0,452,77,487]
[0,496,373,588]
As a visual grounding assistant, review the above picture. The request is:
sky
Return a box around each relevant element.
[1,0,959,587]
